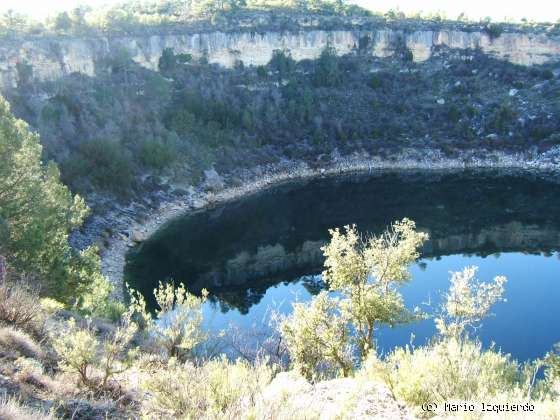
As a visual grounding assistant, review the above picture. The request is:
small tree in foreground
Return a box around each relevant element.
[51,314,138,392]
[128,281,208,360]
[280,292,353,380]
[281,219,428,380]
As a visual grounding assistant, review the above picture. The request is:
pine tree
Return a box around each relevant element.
[0,96,97,302]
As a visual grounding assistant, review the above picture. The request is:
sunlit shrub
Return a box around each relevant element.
[39,298,65,315]
[360,266,529,413]
[280,219,427,380]
[140,356,273,419]
[280,292,353,381]
[128,281,208,360]
[51,315,138,392]
[0,396,54,420]
[363,338,521,410]
[65,138,135,192]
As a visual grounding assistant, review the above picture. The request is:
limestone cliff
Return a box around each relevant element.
[1,24,559,90]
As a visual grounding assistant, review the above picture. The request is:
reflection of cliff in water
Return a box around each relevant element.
[125,170,560,313]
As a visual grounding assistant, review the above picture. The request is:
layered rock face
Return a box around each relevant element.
[1,26,559,90]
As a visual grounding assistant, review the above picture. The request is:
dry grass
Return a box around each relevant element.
[0,396,54,420]
[0,326,44,360]
[0,268,46,337]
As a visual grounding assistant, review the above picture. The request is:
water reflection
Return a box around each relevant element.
[125,170,560,315]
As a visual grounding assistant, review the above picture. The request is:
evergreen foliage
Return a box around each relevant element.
[0,96,113,311]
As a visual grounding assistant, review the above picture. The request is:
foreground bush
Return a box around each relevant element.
[51,314,138,392]
[140,356,274,419]
[128,281,208,360]
[281,219,427,380]
[364,337,523,409]
[0,396,54,420]
[281,292,353,380]
[359,266,560,416]
[0,270,46,336]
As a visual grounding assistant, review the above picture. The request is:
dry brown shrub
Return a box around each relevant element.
[0,396,54,420]
[0,327,44,360]
[0,259,46,337]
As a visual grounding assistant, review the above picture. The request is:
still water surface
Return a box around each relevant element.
[125,170,560,361]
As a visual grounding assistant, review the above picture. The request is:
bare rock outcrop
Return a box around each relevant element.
[257,371,414,419]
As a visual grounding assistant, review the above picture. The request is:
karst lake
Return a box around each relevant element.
[125,170,560,362]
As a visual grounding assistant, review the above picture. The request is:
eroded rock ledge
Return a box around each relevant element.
[1,21,559,90]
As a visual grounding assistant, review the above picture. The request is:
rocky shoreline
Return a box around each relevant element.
[95,147,560,300]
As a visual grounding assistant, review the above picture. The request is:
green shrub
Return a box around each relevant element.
[484,23,503,40]
[140,356,273,419]
[128,281,208,360]
[66,138,135,192]
[158,47,176,73]
[139,138,176,169]
[363,338,521,412]
[51,315,138,391]
[269,49,295,78]
[487,103,517,134]
[313,46,342,87]
[280,219,427,380]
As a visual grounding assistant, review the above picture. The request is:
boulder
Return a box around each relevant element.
[203,169,225,192]
[130,230,146,243]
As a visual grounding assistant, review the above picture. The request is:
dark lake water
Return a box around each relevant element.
[125,170,560,362]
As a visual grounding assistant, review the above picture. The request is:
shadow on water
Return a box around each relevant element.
[125,169,560,315]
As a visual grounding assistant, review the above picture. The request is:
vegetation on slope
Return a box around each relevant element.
[5,43,559,208]
[0,96,119,314]
[0,207,559,417]
[0,101,558,414]
[0,0,370,38]
[1,0,559,39]
[0,3,559,416]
